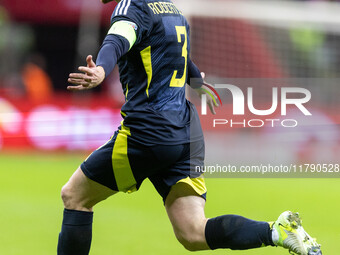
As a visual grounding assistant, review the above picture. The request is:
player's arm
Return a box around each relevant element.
[67,21,136,91]
[187,58,204,89]
[187,58,219,115]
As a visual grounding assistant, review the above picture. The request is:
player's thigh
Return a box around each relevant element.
[165,182,209,250]
[61,132,129,211]
[61,167,117,211]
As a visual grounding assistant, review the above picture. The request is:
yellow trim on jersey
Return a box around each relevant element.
[108,21,137,50]
[177,176,207,195]
[140,46,152,98]
[120,111,127,117]
[111,121,137,193]
[125,83,129,101]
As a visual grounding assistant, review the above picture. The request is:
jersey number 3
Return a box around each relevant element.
[170,26,188,88]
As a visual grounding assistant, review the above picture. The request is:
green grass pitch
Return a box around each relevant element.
[0,151,338,254]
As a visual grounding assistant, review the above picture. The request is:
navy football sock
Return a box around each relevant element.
[57,209,93,255]
[205,215,274,250]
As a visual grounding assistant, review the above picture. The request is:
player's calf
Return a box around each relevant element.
[205,215,274,250]
[58,168,116,255]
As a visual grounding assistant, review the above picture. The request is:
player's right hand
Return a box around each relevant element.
[67,55,105,91]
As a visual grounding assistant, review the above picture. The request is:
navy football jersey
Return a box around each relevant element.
[111,0,203,145]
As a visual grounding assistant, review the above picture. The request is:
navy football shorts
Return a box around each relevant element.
[81,124,206,202]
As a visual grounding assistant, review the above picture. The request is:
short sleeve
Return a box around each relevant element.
[111,0,152,44]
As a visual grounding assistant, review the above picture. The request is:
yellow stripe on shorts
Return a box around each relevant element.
[177,176,207,195]
[111,122,137,193]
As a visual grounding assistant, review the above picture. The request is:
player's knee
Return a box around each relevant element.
[175,226,206,252]
[177,234,202,252]
[60,184,73,208]
[60,184,86,210]
[172,219,208,251]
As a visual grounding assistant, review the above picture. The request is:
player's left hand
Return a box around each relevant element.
[67,55,105,91]
[195,72,219,115]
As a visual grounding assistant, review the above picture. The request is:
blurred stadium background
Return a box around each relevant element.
[0,0,339,254]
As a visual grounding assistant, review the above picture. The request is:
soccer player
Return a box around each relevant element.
[58,0,322,254]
